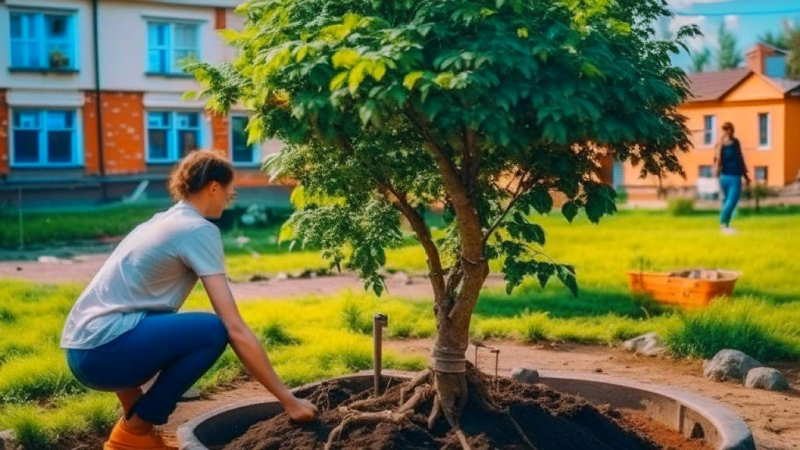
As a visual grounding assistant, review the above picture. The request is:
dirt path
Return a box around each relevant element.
[161,340,800,450]
[0,254,505,299]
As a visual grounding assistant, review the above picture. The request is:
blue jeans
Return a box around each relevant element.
[66,312,228,425]
[719,174,742,227]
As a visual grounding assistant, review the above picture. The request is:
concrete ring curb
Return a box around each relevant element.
[177,370,755,450]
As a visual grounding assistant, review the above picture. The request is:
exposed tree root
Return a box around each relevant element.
[325,387,433,450]
[507,409,539,450]
[325,366,505,450]
[455,429,472,450]
[399,368,431,405]
[427,395,442,430]
[324,408,409,450]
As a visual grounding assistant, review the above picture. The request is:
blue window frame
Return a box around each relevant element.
[230,116,260,165]
[147,21,199,74]
[9,11,76,70]
[147,111,202,162]
[702,115,716,146]
[11,110,80,167]
[758,113,770,149]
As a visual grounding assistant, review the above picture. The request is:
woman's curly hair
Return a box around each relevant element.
[168,151,234,201]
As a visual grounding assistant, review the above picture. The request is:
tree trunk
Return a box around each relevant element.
[431,260,489,427]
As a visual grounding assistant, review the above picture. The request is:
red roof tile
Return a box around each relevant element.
[686,68,751,102]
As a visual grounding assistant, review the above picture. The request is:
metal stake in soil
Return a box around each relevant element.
[373,313,388,396]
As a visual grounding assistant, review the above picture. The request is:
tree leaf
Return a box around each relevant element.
[525,185,553,215]
[296,45,309,62]
[433,72,455,89]
[246,117,263,145]
[517,27,529,38]
[557,265,579,297]
[562,201,578,223]
[403,71,425,90]
[371,61,387,81]
[330,71,349,91]
[536,262,554,289]
[332,48,359,68]
[349,61,368,94]
[218,28,241,43]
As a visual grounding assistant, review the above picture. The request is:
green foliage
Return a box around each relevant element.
[717,22,743,70]
[191,0,696,306]
[788,25,800,80]
[667,197,695,216]
[689,47,711,73]
[666,298,800,361]
[758,19,795,52]
[259,322,300,347]
[0,204,166,249]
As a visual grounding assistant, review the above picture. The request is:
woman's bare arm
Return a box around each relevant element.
[201,274,316,421]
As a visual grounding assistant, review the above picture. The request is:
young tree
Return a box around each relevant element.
[788,25,800,79]
[758,30,790,51]
[191,0,696,436]
[717,22,743,70]
[757,19,796,51]
[690,47,712,73]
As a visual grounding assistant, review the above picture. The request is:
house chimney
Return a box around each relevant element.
[746,43,773,75]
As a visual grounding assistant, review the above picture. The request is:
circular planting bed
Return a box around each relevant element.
[178,370,755,450]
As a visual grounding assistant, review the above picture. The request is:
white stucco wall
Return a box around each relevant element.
[1,0,237,93]
[98,0,228,93]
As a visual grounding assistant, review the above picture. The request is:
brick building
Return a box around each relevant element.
[0,0,290,209]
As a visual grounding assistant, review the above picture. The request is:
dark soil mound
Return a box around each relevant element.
[225,369,666,450]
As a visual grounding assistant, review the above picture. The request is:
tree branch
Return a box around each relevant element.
[403,107,483,259]
[308,118,448,302]
[380,186,448,302]
[482,173,529,245]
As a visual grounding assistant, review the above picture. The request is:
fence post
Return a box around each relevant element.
[18,187,24,250]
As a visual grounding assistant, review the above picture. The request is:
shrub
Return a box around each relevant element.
[667,197,695,216]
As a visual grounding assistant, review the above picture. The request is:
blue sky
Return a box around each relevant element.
[665,0,800,70]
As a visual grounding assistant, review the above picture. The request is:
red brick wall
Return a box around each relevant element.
[210,113,229,155]
[84,91,146,175]
[0,90,8,175]
[215,8,227,30]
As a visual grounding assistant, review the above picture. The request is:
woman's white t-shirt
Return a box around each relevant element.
[60,201,226,350]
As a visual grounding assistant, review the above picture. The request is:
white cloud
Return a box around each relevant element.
[724,14,739,31]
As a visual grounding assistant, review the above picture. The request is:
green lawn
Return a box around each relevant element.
[1,207,799,448]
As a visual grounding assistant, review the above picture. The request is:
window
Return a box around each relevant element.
[9,11,76,70]
[147,111,202,162]
[754,166,768,183]
[147,22,199,74]
[230,116,260,165]
[758,113,770,149]
[698,165,713,178]
[11,110,79,166]
[703,115,716,146]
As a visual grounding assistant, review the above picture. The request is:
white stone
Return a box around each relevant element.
[623,332,667,357]
[0,429,21,450]
[703,349,762,382]
[511,367,540,384]
[744,367,790,391]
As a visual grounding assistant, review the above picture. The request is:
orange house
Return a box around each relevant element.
[618,44,800,199]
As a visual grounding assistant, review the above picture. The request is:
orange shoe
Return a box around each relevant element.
[103,419,172,450]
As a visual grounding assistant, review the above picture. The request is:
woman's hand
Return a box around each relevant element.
[284,397,318,422]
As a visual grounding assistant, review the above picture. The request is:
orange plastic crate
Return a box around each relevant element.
[626,270,740,308]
